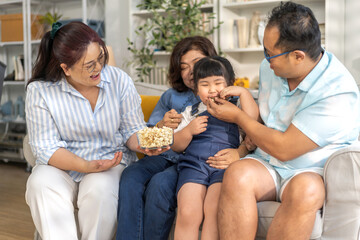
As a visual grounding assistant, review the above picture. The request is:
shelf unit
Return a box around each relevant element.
[127,0,219,84]
[218,0,344,87]
[0,0,27,162]
[0,0,105,163]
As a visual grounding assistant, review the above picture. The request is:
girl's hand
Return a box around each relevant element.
[86,151,123,173]
[160,109,183,129]
[220,86,246,99]
[187,115,208,136]
[244,135,257,151]
[206,148,239,169]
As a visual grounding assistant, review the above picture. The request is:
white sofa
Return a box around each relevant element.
[256,141,360,239]
[24,134,360,239]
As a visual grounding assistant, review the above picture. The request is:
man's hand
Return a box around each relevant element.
[207,97,241,123]
[207,148,240,169]
[85,151,123,173]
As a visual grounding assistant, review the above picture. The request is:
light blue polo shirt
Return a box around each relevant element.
[247,51,360,179]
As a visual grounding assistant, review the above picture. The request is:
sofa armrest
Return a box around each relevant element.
[322,142,360,239]
[23,134,36,167]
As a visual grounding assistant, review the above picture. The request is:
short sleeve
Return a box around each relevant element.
[174,106,193,133]
[292,92,360,147]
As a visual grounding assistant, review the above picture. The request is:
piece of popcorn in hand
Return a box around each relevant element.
[137,126,173,149]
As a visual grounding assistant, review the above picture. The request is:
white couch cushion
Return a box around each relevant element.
[256,201,322,239]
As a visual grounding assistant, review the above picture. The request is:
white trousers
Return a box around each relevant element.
[25,164,125,240]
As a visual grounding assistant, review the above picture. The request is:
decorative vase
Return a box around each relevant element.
[248,11,261,48]
[258,19,266,46]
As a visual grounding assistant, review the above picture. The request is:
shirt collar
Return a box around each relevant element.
[295,50,328,93]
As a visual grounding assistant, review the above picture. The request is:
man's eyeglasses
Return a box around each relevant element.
[84,51,105,73]
[263,48,305,63]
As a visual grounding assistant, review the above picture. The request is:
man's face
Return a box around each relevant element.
[263,26,294,78]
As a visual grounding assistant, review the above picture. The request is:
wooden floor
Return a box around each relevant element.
[0,161,35,240]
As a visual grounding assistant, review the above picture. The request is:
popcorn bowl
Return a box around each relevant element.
[137,126,174,149]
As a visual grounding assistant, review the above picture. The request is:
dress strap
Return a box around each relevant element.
[228,96,239,105]
[191,102,201,116]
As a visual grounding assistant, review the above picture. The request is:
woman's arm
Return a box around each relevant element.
[147,90,182,129]
[48,148,122,173]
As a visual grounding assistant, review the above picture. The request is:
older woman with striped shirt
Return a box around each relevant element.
[25,21,167,240]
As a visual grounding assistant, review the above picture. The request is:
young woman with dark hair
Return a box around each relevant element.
[25,21,166,240]
[117,36,222,240]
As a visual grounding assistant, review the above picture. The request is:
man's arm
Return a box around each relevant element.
[207,98,318,161]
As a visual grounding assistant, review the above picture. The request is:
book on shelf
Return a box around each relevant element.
[227,0,251,2]
[200,12,214,42]
[224,20,234,49]
[233,17,249,48]
[13,55,24,81]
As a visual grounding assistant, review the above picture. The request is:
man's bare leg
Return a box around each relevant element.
[267,172,325,240]
[218,159,276,240]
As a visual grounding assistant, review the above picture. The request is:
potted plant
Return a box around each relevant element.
[39,10,63,31]
[128,0,220,82]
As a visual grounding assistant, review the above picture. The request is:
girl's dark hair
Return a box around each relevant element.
[168,36,217,92]
[193,56,235,93]
[267,2,322,61]
[27,21,108,87]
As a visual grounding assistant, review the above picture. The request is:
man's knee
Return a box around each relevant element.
[223,160,260,191]
[283,173,325,209]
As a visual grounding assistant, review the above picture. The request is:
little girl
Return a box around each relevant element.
[171,56,258,240]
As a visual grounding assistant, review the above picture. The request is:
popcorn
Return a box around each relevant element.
[137,126,173,149]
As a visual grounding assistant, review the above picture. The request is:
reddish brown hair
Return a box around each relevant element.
[28,21,108,86]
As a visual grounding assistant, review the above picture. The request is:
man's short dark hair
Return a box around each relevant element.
[267,2,322,61]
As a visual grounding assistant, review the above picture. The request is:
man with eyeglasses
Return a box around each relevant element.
[207,2,360,240]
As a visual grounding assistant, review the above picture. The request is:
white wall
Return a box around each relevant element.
[105,0,131,75]
[345,0,360,85]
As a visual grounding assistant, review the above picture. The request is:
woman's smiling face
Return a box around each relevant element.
[61,42,104,90]
[180,49,206,90]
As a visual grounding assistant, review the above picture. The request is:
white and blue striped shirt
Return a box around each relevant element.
[25,65,146,182]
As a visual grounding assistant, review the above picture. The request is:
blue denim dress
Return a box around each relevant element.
[176,99,240,193]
